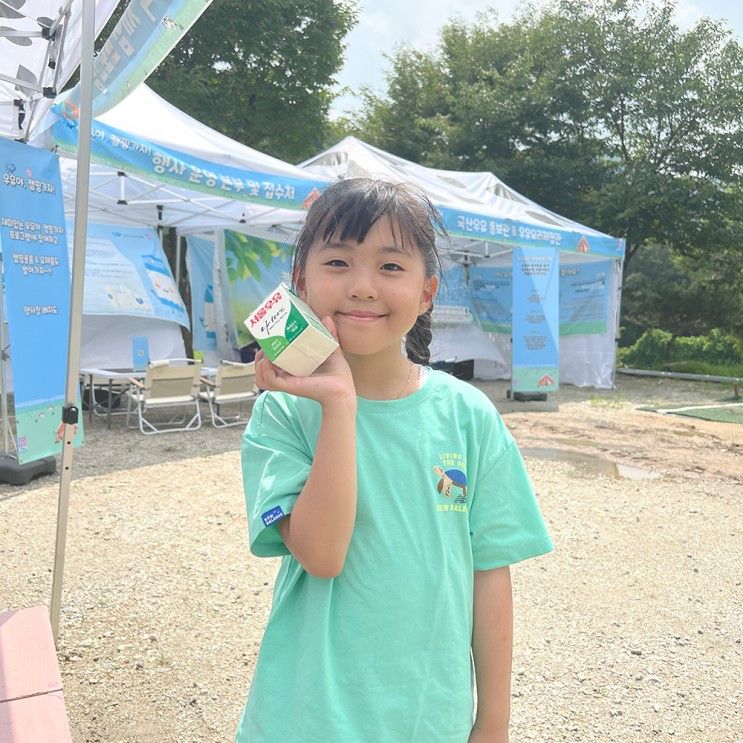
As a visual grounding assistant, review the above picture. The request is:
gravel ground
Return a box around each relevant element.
[1,375,740,742]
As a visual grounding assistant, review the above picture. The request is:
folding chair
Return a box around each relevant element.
[199,360,258,428]
[125,359,202,434]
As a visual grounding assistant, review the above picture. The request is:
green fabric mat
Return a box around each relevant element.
[666,405,743,424]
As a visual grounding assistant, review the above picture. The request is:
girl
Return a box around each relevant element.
[237,178,553,743]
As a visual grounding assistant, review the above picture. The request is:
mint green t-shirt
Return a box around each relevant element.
[237,370,553,743]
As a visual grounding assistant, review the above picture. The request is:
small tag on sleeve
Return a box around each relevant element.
[261,506,285,527]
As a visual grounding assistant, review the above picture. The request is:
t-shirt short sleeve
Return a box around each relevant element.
[469,417,553,571]
[241,393,313,557]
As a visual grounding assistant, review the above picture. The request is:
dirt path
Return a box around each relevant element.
[1,375,740,742]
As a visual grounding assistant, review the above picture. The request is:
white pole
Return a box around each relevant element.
[50,0,95,645]
[611,258,624,390]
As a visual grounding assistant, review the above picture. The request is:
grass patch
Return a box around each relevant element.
[589,394,625,408]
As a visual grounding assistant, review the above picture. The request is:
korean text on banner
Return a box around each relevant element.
[0,139,84,463]
[511,247,559,393]
[53,116,326,210]
[438,205,625,259]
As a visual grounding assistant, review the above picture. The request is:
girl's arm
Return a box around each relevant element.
[254,318,358,579]
[277,395,357,578]
[469,565,513,743]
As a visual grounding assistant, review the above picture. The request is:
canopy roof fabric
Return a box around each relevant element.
[56,157,310,233]
[38,84,325,233]
[301,137,624,260]
[0,0,118,141]
[96,83,311,178]
[49,83,327,232]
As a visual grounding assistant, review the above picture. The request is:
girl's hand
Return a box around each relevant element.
[254,316,355,406]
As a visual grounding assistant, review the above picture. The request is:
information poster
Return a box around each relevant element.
[559,261,609,335]
[0,138,83,463]
[511,247,559,393]
[470,266,513,334]
[432,263,475,327]
[224,231,294,349]
[469,261,610,338]
[67,222,189,326]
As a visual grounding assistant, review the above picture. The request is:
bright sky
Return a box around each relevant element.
[331,0,743,117]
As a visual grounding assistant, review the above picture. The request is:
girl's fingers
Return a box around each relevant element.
[257,355,292,392]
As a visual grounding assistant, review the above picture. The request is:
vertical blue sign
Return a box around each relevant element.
[0,139,83,463]
[132,336,149,371]
[512,247,559,393]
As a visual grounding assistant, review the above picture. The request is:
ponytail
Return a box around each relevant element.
[405,307,433,365]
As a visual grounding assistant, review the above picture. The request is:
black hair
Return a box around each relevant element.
[292,178,448,364]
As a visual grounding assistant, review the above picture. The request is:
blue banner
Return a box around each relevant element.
[0,139,83,463]
[52,116,327,211]
[186,235,217,351]
[63,1,213,119]
[438,205,625,258]
[511,247,559,393]
[67,222,189,327]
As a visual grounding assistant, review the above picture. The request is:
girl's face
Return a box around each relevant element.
[296,218,437,359]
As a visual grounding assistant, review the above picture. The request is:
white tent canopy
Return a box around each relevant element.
[0,0,118,141]
[47,83,324,233]
[300,137,625,388]
[42,83,331,367]
[300,136,621,258]
[33,81,623,388]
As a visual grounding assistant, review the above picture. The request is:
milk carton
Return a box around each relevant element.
[245,283,339,376]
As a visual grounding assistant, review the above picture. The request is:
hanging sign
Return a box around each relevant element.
[53,116,327,210]
[0,139,83,463]
[511,247,559,393]
[62,0,214,119]
[68,221,189,326]
[438,205,625,258]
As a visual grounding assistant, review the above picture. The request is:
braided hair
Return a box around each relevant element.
[292,178,448,364]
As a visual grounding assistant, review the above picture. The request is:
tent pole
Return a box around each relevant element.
[175,232,181,286]
[611,258,624,390]
[50,0,95,646]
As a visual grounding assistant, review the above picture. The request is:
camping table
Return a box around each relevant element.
[79,367,145,429]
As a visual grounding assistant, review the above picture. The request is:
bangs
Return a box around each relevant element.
[314,183,422,254]
[293,178,447,283]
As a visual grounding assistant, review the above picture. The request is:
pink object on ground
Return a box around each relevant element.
[0,606,72,742]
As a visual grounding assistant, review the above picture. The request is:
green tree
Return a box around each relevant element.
[99,0,357,163]
[352,0,743,268]
[621,243,743,344]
